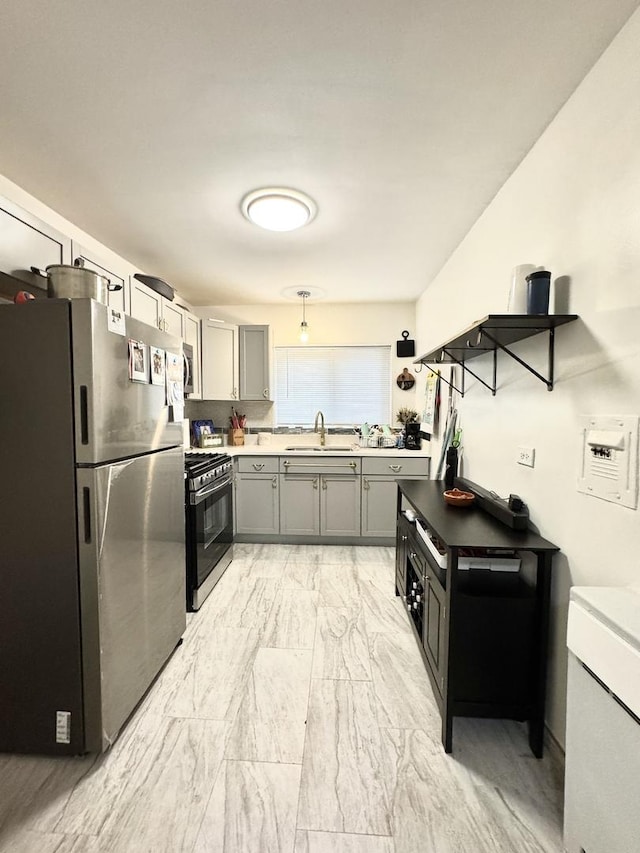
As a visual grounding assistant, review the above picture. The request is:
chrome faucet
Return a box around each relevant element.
[314,410,326,446]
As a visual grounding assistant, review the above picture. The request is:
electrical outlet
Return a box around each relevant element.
[517,446,535,467]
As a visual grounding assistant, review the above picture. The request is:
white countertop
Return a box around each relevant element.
[188,441,430,459]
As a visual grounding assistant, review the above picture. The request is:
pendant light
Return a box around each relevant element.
[298,290,310,342]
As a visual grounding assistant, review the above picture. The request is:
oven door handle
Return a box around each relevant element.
[190,474,232,505]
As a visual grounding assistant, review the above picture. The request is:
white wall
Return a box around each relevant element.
[191,302,420,429]
[416,8,640,745]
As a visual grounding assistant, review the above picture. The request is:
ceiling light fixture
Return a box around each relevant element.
[241,188,317,232]
[297,290,310,343]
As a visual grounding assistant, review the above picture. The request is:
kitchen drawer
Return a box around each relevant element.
[236,456,279,474]
[280,456,361,475]
[362,456,428,477]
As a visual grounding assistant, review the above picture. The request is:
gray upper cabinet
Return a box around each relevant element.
[71,242,129,315]
[0,196,71,297]
[239,325,270,401]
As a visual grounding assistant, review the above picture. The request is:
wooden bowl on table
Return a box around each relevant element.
[443,488,475,508]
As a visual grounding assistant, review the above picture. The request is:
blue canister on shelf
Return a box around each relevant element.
[525,270,551,314]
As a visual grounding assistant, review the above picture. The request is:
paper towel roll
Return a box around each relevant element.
[507,264,536,314]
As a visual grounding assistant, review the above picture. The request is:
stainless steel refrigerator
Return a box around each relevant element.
[0,298,186,755]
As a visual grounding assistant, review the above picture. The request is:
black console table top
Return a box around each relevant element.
[398,479,559,552]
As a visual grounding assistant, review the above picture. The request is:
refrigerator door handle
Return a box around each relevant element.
[80,385,89,445]
[82,486,92,543]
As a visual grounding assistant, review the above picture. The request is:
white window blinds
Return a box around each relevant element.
[275,346,391,425]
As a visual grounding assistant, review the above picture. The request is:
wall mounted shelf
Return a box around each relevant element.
[414,314,579,396]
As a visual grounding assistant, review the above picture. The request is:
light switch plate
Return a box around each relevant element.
[577,415,639,509]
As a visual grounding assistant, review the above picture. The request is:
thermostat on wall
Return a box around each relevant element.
[577,415,639,509]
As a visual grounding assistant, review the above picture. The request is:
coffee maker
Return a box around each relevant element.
[404,422,422,450]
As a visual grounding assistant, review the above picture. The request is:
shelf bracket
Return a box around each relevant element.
[433,352,465,396]
[442,348,497,397]
[481,327,556,391]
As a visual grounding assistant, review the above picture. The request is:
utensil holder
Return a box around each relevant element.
[228,429,245,446]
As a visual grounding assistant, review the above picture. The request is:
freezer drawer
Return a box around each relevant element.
[77,447,186,751]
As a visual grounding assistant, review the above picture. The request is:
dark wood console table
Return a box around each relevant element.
[396,479,559,757]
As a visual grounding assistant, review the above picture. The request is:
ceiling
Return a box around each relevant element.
[1,1,637,306]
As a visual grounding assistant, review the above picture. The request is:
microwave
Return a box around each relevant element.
[183,343,194,395]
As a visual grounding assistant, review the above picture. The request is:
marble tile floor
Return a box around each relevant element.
[0,544,565,853]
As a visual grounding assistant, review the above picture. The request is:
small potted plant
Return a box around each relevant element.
[396,407,418,425]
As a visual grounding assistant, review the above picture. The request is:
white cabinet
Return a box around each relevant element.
[361,457,430,538]
[184,311,202,399]
[0,196,71,298]
[129,278,202,399]
[279,457,361,538]
[235,457,280,535]
[239,325,271,401]
[161,300,185,338]
[201,320,239,401]
[130,277,184,334]
[130,277,163,328]
[71,242,129,315]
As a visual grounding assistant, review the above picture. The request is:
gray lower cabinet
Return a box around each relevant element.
[361,457,430,537]
[235,457,280,535]
[235,454,429,542]
[280,456,361,538]
[279,474,320,535]
[320,474,361,536]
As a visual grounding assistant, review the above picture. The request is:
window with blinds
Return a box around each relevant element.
[275,345,391,425]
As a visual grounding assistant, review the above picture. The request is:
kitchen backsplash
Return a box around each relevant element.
[184,399,377,436]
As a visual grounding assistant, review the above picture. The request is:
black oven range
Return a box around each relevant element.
[184,452,234,611]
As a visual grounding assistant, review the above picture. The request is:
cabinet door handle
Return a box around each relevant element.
[313,477,318,490]
[363,477,370,490]
[401,535,408,542]
[272,476,277,488]
[263,388,269,398]
[410,551,417,559]
[389,464,402,473]
[231,388,238,399]
[252,463,265,471]
[322,477,327,490]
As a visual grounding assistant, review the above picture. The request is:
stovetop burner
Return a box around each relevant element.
[184,452,233,491]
